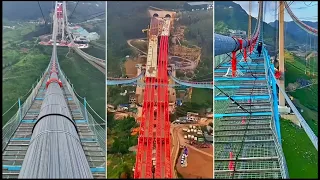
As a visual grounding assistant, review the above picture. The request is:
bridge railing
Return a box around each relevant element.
[214,51,242,68]
[57,63,106,153]
[91,41,105,49]
[73,46,105,65]
[263,47,290,178]
[2,112,20,151]
[78,101,106,153]
[2,63,50,151]
[21,67,50,117]
[263,48,318,151]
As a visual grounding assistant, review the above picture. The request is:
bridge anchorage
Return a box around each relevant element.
[2,1,105,179]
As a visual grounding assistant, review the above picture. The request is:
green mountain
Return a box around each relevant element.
[3,1,105,23]
[214,1,299,47]
[269,20,318,46]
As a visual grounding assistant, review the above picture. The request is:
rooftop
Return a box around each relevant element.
[69,26,89,36]
[186,1,213,6]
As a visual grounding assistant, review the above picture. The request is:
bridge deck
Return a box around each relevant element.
[214,54,283,179]
[2,71,105,179]
[145,36,158,78]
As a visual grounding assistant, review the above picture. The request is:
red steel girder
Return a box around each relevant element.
[155,35,172,178]
[162,36,172,178]
[145,77,156,178]
[155,36,165,178]
[134,76,156,178]
[134,77,149,178]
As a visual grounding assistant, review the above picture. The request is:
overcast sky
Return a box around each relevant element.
[234,1,318,23]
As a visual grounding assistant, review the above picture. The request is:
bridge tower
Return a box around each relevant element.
[248,1,251,40]
[51,1,67,43]
[278,1,285,107]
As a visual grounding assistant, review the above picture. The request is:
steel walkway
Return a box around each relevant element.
[214,54,284,179]
[2,70,105,179]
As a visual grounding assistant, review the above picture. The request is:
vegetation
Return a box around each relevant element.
[281,50,318,178]
[174,101,210,120]
[174,8,214,119]
[107,86,136,107]
[179,10,213,56]
[214,1,299,47]
[281,120,318,178]
[107,1,185,76]
[107,153,136,179]
[107,114,138,178]
[192,56,213,81]
[2,18,106,125]
[57,47,105,120]
[2,22,51,125]
[3,2,106,22]
[269,20,318,45]
[107,114,138,154]
[284,51,318,134]
[107,1,213,109]
[215,21,229,35]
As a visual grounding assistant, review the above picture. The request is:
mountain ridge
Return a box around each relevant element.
[269,20,318,44]
[214,1,299,48]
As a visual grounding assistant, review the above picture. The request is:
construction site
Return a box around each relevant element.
[107,6,213,178]
[172,123,213,178]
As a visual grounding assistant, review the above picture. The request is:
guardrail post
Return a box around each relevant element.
[243,47,247,62]
[231,51,237,77]
[18,98,22,121]
[84,97,89,123]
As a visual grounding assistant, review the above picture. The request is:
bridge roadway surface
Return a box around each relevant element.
[2,69,105,179]
[214,52,283,179]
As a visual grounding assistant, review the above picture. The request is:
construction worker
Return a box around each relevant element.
[257,42,263,57]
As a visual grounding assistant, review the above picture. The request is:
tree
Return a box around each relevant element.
[170,113,177,122]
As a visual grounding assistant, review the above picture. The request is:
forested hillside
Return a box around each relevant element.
[214,1,299,47]
[107,2,185,76]
[3,1,105,22]
[269,20,318,45]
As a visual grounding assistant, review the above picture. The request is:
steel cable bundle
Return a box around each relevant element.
[19,2,93,178]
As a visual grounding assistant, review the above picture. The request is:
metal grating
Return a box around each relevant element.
[214,51,284,178]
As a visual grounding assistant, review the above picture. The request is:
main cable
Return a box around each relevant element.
[37,1,46,24]
[69,1,79,19]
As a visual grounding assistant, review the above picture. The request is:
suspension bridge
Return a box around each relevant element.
[39,1,106,74]
[2,1,105,178]
[214,1,317,178]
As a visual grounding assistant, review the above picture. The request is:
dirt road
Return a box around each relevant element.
[171,123,213,178]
